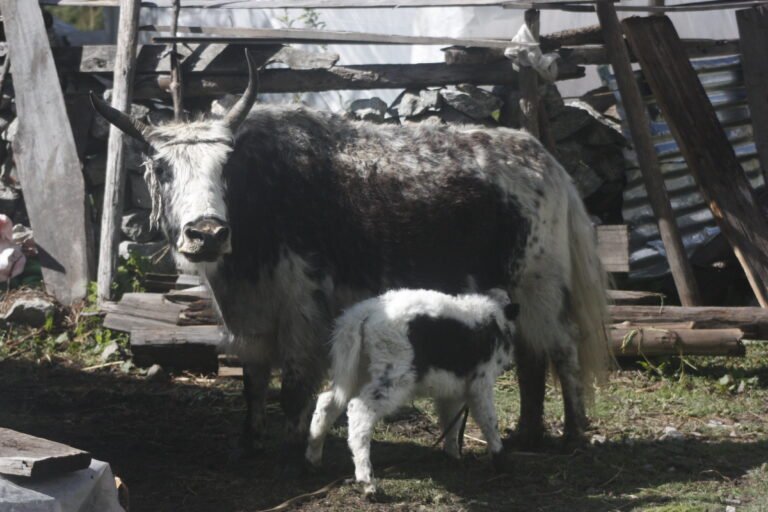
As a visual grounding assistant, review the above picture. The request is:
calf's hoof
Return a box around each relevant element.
[362,482,380,502]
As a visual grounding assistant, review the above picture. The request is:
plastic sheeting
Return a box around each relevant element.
[0,460,124,512]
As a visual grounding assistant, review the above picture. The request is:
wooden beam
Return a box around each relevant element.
[130,61,585,98]
[610,305,768,337]
[596,1,701,306]
[610,326,745,356]
[736,6,768,186]
[624,15,768,308]
[0,0,93,305]
[97,0,141,305]
[0,428,91,479]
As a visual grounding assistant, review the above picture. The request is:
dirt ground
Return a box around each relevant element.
[1,344,768,512]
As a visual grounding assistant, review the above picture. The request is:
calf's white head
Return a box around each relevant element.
[91,52,258,264]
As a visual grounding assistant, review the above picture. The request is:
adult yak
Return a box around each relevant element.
[92,53,610,467]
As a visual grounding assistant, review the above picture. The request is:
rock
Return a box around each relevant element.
[549,106,594,141]
[439,85,501,120]
[121,209,160,243]
[100,340,121,362]
[393,89,440,119]
[3,297,55,327]
[211,94,240,118]
[146,364,169,383]
[348,97,388,123]
[127,173,153,210]
[119,240,176,274]
[659,426,684,441]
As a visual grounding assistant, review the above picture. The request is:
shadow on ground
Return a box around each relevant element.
[0,359,766,512]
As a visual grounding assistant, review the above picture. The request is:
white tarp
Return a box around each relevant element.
[0,460,124,512]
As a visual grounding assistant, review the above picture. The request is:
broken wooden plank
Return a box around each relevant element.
[736,6,768,186]
[0,0,93,305]
[164,285,209,304]
[131,60,584,98]
[607,289,665,305]
[130,325,224,372]
[597,4,701,306]
[97,0,141,304]
[175,274,202,289]
[624,15,768,308]
[596,225,630,273]
[611,326,745,356]
[0,428,91,479]
[610,305,768,337]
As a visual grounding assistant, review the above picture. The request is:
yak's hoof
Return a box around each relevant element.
[562,432,588,453]
[504,425,544,452]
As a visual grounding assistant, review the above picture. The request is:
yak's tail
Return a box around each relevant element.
[566,184,613,403]
[328,304,369,409]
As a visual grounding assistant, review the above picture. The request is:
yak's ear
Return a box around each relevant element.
[223,49,258,133]
[89,92,152,146]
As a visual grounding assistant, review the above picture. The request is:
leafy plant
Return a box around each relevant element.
[112,252,151,299]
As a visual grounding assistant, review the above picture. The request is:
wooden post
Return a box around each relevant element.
[736,6,768,187]
[595,0,701,306]
[623,15,768,308]
[518,9,540,138]
[169,0,184,120]
[97,0,141,304]
[0,0,93,305]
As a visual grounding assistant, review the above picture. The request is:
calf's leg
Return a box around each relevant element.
[434,397,466,459]
[306,390,346,467]
[467,378,506,473]
[512,337,546,450]
[237,361,272,457]
[280,360,325,475]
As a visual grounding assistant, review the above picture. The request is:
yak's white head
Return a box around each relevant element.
[92,52,259,265]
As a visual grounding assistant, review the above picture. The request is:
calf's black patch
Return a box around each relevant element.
[407,315,503,379]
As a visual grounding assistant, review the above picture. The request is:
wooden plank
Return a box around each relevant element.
[610,326,745,356]
[148,24,515,49]
[97,0,141,304]
[518,9,541,139]
[607,289,665,305]
[2,1,93,305]
[0,428,91,479]
[624,15,768,308]
[175,274,202,289]
[130,325,223,372]
[736,6,768,186]
[596,225,629,273]
[596,2,701,306]
[103,312,176,332]
[132,61,585,98]
[609,305,768,337]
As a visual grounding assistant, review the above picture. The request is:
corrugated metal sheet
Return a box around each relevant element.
[600,55,764,279]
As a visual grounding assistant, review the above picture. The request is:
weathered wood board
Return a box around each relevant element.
[736,6,768,186]
[130,325,224,372]
[597,225,629,273]
[610,326,745,357]
[0,428,91,479]
[607,289,665,305]
[610,305,768,338]
[0,0,92,305]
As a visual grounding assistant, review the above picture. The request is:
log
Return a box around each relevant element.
[611,326,745,356]
[132,61,586,98]
[623,16,768,308]
[736,6,768,186]
[0,428,91,479]
[97,0,141,304]
[596,2,701,307]
[539,24,604,50]
[610,305,768,337]
[0,0,93,305]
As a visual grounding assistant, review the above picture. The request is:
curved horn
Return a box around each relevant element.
[223,49,258,132]
[89,92,151,145]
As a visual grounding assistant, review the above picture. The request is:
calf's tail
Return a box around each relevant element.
[566,184,613,402]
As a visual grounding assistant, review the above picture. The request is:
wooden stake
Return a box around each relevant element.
[595,0,701,307]
[736,6,768,187]
[97,0,141,304]
[518,9,540,138]
[623,15,768,308]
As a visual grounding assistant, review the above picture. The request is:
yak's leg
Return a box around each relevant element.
[434,397,466,459]
[279,360,325,476]
[467,378,507,473]
[237,361,272,457]
[512,337,546,451]
[306,390,346,467]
